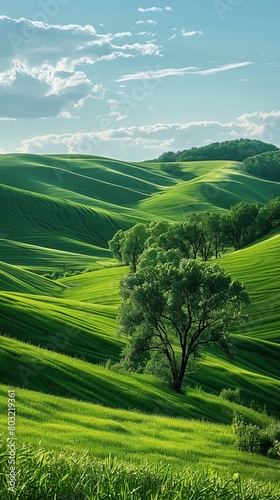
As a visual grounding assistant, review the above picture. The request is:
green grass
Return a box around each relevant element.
[138,161,280,218]
[1,445,279,499]
[0,385,279,490]
[1,155,279,267]
[0,153,279,497]
[0,234,279,417]
[0,261,65,295]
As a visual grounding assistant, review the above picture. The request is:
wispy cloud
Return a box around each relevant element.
[198,61,253,75]
[138,7,162,13]
[19,110,280,157]
[181,29,203,37]
[0,16,162,119]
[137,31,155,36]
[113,42,161,57]
[113,32,133,38]
[115,67,197,82]
[136,19,157,25]
[115,62,253,82]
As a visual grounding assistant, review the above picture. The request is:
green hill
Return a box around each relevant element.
[0,232,279,415]
[0,260,65,295]
[1,155,279,270]
[0,154,280,496]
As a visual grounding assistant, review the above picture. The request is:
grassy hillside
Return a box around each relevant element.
[0,154,279,496]
[0,384,278,488]
[139,161,280,217]
[0,260,65,295]
[1,155,279,269]
[0,233,279,416]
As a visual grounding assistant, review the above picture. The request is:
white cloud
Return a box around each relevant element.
[198,62,253,76]
[136,20,157,25]
[115,67,197,82]
[0,16,161,119]
[137,31,155,36]
[113,42,161,56]
[115,62,252,82]
[137,7,162,12]
[18,111,280,158]
[181,29,203,37]
[113,32,133,38]
[57,111,77,119]
[109,112,128,121]
[137,6,172,13]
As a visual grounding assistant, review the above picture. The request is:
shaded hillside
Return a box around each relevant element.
[1,155,280,270]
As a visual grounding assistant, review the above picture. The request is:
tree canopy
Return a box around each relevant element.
[118,248,249,392]
[153,139,277,164]
[243,150,280,181]
[109,197,280,271]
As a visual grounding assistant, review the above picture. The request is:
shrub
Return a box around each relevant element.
[220,388,241,404]
[160,163,182,176]
[232,416,280,459]
[232,416,261,453]
[268,441,280,459]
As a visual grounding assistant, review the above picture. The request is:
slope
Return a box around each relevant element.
[0,261,65,295]
[139,161,280,218]
[0,234,279,417]
[1,155,280,269]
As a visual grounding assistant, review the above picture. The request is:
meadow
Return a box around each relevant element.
[0,153,279,498]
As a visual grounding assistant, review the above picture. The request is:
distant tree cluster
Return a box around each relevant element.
[154,139,278,164]
[159,163,182,176]
[243,150,280,181]
[109,196,280,268]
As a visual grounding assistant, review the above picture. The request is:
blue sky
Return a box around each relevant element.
[0,0,279,160]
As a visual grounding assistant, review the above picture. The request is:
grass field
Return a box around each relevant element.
[1,155,280,269]
[0,153,279,497]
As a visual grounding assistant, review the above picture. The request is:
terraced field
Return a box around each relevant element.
[0,154,279,495]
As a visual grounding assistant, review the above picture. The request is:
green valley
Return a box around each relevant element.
[0,153,279,499]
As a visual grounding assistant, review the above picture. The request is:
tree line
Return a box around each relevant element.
[243,150,280,181]
[109,197,280,272]
[152,139,277,164]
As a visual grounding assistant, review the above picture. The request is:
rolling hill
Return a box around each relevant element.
[0,154,279,270]
[0,153,280,496]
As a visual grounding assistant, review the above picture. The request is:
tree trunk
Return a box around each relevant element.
[172,366,187,393]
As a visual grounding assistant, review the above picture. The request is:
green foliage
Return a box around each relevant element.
[153,139,277,163]
[118,249,249,392]
[0,441,279,499]
[232,416,280,459]
[223,201,260,250]
[220,388,241,404]
[109,224,147,272]
[0,153,280,498]
[110,198,279,276]
[159,162,182,176]
[179,139,277,162]
[157,151,179,163]
[244,151,280,181]
[232,416,261,453]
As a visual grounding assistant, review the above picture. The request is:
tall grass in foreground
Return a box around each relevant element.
[0,442,279,499]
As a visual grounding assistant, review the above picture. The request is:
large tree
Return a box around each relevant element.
[118,248,249,392]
